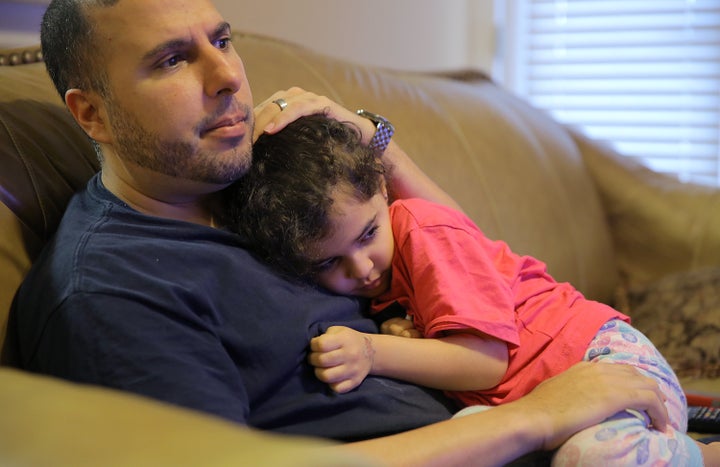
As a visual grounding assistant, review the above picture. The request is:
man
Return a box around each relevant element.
[9,0,669,465]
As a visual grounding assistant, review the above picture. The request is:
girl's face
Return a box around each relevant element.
[309,186,394,298]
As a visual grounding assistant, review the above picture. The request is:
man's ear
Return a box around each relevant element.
[65,88,112,143]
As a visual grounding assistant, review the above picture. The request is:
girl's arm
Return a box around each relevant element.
[308,325,508,394]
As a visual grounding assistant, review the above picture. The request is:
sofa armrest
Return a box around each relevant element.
[0,368,375,466]
[573,129,720,287]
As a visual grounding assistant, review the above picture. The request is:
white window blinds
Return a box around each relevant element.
[503,0,720,186]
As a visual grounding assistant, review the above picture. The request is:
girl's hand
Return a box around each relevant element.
[380,317,422,338]
[307,326,375,393]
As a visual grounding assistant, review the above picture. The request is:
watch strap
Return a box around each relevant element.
[356,109,395,155]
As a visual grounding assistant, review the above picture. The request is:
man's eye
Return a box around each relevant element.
[159,55,183,69]
[215,37,231,49]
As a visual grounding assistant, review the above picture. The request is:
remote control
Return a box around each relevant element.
[687,405,720,433]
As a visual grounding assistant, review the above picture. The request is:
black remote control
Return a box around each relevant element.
[688,406,720,433]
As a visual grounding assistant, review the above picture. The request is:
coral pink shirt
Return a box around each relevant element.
[371,199,628,407]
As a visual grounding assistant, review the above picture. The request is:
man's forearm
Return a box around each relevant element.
[382,141,464,213]
[331,362,669,467]
[340,405,543,467]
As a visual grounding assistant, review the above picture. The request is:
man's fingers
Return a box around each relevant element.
[521,362,670,451]
[634,373,669,431]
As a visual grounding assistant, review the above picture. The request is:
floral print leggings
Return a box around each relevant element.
[454,319,704,465]
[552,319,702,466]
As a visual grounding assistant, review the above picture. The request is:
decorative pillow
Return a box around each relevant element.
[615,267,720,379]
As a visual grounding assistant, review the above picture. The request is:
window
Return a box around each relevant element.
[497,0,720,186]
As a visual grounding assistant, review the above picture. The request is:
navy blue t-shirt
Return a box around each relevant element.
[11,174,455,440]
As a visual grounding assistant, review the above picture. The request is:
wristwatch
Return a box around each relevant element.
[356,109,395,155]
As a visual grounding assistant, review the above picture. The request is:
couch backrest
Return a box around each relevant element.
[0,33,620,355]
[0,51,99,352]
[232,32,619,297]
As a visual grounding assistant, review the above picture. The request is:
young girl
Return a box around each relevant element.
[222,113,715,465]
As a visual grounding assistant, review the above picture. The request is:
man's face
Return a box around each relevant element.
[91,0,254,186]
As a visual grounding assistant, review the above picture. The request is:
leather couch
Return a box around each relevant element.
[1,31,719,464]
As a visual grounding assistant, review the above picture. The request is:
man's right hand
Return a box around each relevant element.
[517,361,668,452]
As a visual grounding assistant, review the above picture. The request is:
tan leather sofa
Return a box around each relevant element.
[1,31,719,463]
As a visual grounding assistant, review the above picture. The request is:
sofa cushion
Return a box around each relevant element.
[616,267,720,379]
[0,61,99,349]
[0,63,98,242]
[575,130,720,288]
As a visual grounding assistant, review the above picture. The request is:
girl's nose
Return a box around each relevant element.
[346,253,373,279]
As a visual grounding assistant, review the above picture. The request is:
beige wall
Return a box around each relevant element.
[0,0,497,74]
[0,1,48,48]
[215,0,496,73]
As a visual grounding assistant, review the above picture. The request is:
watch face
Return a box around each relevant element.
[357,109,386,125]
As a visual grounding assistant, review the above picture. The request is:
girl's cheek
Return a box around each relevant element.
[332,277,353,295]
[319,274,341,293]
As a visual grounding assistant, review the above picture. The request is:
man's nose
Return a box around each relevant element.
[203,47,243,97]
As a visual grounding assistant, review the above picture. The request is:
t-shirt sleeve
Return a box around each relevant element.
[391,203,521,346]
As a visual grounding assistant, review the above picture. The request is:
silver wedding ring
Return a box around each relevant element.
[273,98,288,111]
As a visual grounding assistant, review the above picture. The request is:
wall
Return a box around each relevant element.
[0,0,497,74]
[215,0,496,73]
[0,1,48,48]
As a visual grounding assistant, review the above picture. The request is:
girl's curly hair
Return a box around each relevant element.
[221,113,385,281]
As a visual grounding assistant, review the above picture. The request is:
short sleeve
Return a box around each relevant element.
[387,201,521,346]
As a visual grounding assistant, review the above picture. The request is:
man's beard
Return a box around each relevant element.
[105,96,253,185]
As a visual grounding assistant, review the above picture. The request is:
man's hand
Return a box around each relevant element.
[308,326,375,393]
[380,317,422,338]
[515,362,669,452]
[254,89,464,214]
[253,87,375,144]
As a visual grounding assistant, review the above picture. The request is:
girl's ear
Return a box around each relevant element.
[65,88,112,143]
[380,175,389,201]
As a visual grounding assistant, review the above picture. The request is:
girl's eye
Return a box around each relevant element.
[313,257,339,273]
[361,226,380,243]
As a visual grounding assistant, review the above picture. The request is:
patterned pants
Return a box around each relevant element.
[552,319,703,466]
[453,319,704,465]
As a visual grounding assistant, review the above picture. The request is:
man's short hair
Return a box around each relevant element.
[41,0,120,99]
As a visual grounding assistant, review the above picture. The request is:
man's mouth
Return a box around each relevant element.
[201,114,248,138]
[200,100,252,139]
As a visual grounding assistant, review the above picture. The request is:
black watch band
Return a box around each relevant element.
[356,109,395,155]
